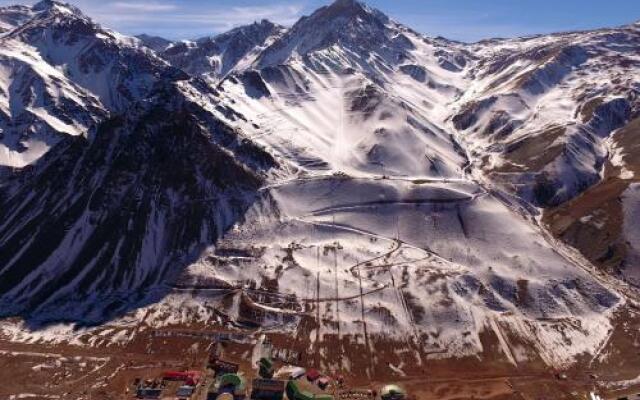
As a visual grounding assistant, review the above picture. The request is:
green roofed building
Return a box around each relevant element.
[285,381,334,400]
[258,357,275,379]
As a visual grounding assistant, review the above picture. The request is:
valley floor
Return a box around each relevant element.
[2,305,640,400]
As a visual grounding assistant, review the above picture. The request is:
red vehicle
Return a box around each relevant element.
[162,371,201,386]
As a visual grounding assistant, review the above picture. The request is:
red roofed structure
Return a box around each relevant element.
[306,369,320,382]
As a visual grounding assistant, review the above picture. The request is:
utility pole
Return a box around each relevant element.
[357,258,372,378]
[314,243,320,365]
[334,241,343,370]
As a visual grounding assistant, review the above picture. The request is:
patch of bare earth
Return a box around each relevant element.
[4,309,640,399]
[543,117,640,276]
[543,176,629,274]
[491,125,566,173]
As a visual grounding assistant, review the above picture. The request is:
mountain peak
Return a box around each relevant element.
[32,0,83,16]
[32,0,55,9]
[299,0,392,36]
[255,0,399,68]
[222,18,282,38]
[160,18,285,81]
[33,0,64,10]
[321,0,384,21]
[329,0,364,9]
[136,33,172,52]
[254,19,277,28]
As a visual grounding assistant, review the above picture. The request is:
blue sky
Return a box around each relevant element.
[5,0,640,42]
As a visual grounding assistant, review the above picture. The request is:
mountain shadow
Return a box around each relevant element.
[0,84,276,328]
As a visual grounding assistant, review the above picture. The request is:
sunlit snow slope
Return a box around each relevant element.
[154,0,629,368]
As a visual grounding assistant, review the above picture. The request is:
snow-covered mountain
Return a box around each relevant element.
[160,20,285,83]
[216,0,471,179]
[0,36,105,167]
[449,23,640,290]
[135,33,172,52]
[0,0,276,324]
[453,26,640,207]
[0,4,34,32]
[0,0,191,168]
[255,0,418,70]
[0,87,275,324]
[0,0,639,381]
[194,0,632,368]
[7,0,187,112]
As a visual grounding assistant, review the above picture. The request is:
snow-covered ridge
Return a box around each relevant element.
[0,0,191,168]
[5,0,185,111]
[0,37,105,167]
[160,20,286,83]
[0,4,33,33]
[452,23,640,206]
